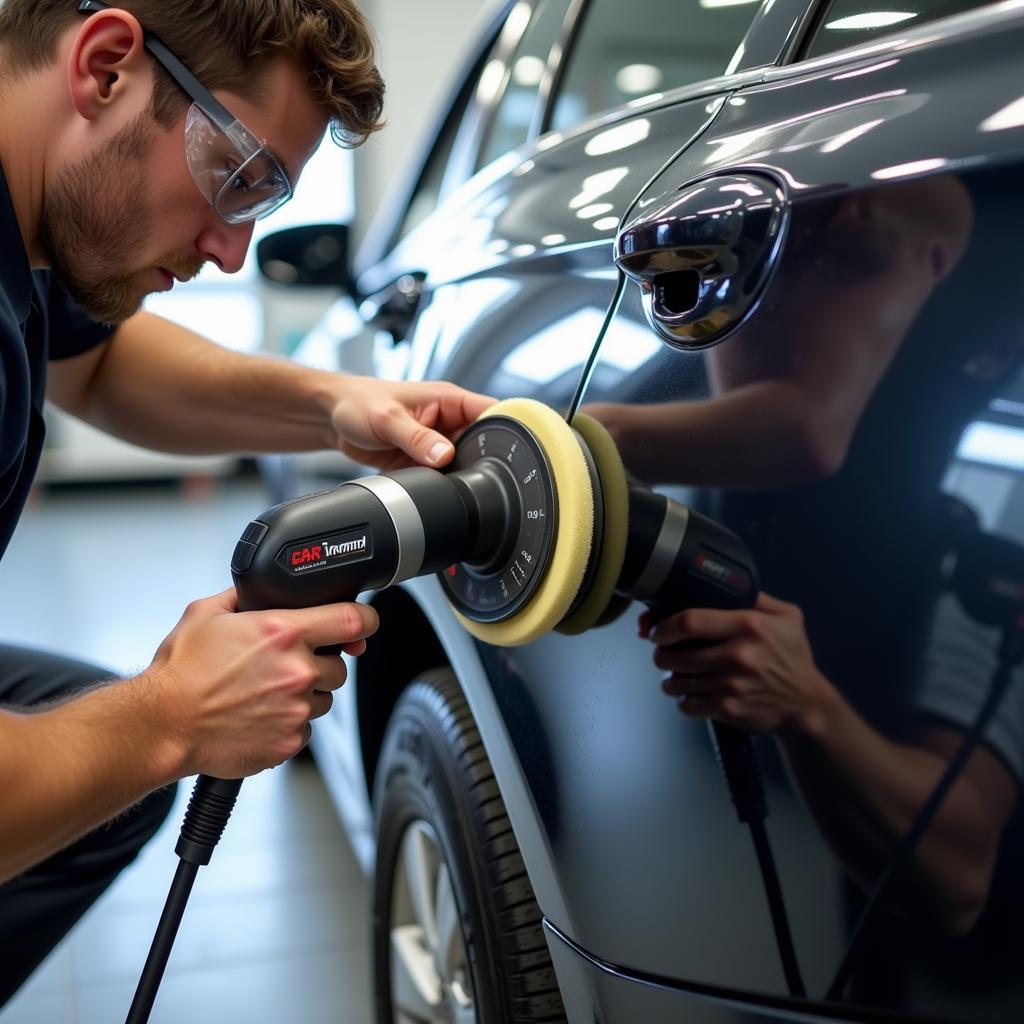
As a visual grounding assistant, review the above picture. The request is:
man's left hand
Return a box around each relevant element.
[640,592,835,735]
[329,378,495,471]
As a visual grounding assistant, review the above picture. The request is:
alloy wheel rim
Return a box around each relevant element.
[390,819,476,1024]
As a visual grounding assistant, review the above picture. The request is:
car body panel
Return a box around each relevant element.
[306,0,1024,1020]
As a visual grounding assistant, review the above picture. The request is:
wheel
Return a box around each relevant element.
[372,669,567,1024]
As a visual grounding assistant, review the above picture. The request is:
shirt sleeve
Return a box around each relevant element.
[43,276,115,361]
[915,592,1024,786]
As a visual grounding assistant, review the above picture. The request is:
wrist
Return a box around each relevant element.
[785,671,847,742]
[308,368,353,447]
[125,668,193,786]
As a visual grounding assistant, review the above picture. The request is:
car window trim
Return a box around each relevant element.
[529,66,764,155]
[534,0,589,137]
[737,0,821,71]
[777,0,1021,72]
[469,0,592,176]
[356,0,516,277]
[466,0,549,176]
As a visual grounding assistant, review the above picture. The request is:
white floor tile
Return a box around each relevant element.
[75,943,372,1024]
[0,989,73,1024]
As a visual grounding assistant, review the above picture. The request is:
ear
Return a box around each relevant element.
[67,9,149,120]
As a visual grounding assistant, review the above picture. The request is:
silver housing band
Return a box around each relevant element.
[350,476,426,587]
[631,498,690,601]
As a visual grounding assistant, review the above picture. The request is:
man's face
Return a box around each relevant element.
[40,59,328,324]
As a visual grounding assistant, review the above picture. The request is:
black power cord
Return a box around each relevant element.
[125,775,243,1024]
[826,625,1024,1002]
[708,721,806,998]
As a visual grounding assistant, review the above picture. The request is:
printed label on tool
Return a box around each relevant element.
[693,548,751,596]
[278,526,374,575]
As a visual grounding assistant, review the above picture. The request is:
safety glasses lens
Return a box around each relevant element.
[184,103,291,224]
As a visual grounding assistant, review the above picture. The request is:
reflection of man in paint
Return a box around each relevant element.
[586,176,974,487]
[640,587,1021,938]
[588,173,1024,940]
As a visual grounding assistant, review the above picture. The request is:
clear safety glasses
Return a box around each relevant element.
[183,103,292,224]
[77,1,294,224]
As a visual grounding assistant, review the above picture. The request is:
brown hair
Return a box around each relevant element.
[0,0,384,147]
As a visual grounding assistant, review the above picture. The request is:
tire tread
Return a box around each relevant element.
[411,670,567,1022]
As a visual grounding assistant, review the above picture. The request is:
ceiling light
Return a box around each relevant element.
[980,96,1024,133]
[585,120,651,157]
[826,11,917,31]
[513,55,546,87]
[615,64,663,96]
[872,157,947,180]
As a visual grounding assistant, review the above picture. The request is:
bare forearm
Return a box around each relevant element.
[0,675,184,882]
[71,313,342,454]
[780,691,1001,933]
[599,382,846,487]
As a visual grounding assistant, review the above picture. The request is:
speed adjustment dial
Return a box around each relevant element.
[439,417,558,623]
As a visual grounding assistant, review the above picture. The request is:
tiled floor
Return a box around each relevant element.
[0,476,373,1023]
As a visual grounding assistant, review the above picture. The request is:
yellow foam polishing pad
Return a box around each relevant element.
[557,413,631,635]
[452,398,594,648]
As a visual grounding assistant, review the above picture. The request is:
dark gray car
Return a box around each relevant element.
[262,2,1024,1021]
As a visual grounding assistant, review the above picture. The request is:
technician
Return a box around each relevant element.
[0,0,492,1005]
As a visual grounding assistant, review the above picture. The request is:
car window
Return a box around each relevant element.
[802,0,999,60]
[549,0,760,134]
[475,0,573,171]
[397,69,481,242]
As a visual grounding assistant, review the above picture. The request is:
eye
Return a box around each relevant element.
[229,168,254,193]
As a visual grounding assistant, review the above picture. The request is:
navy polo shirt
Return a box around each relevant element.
[0,165,114,560]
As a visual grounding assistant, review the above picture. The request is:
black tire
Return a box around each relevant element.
[372,668,567,1024]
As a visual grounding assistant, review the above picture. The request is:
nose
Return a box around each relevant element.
[196,217,256,275]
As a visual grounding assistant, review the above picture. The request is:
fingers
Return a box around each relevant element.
[643,592,791,647]
[313,652,348,692]
[661,678,735,723]
[264,601,379,650]
[308,690,334,721]
[376,403,455,468]
[442,386,496,428]
[674,694,714,718]
[405,386,497,466]
[661,673,712,697]
[648,608,747,646]
[755,591,790,614]
[652,639,745,673]
[182,587,239,619]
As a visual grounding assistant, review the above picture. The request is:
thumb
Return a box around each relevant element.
[381,407,455,467]
[756,591,789,614]
[202,587,240,614]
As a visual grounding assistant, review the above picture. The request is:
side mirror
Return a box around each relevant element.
[257,224,355,294]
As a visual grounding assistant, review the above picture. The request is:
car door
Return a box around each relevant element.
[363,0,777,406]
[309,0,774,885]
[373,0,826,1009]
[550,1,1024,1021]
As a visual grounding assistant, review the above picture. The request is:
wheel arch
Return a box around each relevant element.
[356,585,447,803]
[357,576,574,934]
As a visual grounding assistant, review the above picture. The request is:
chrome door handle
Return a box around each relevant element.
[359,272,425,344]
[614,173,788,350]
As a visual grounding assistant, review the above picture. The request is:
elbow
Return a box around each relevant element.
[929,862,995,939]
[789,426,849,483]
[938,898,986,940]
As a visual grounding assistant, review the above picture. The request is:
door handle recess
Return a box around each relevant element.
[359,272,425,344]
[614,173,788,350]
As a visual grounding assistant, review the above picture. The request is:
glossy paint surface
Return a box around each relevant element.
[341,2,1024,1020]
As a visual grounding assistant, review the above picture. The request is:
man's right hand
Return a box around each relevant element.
[144,589,379,779]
